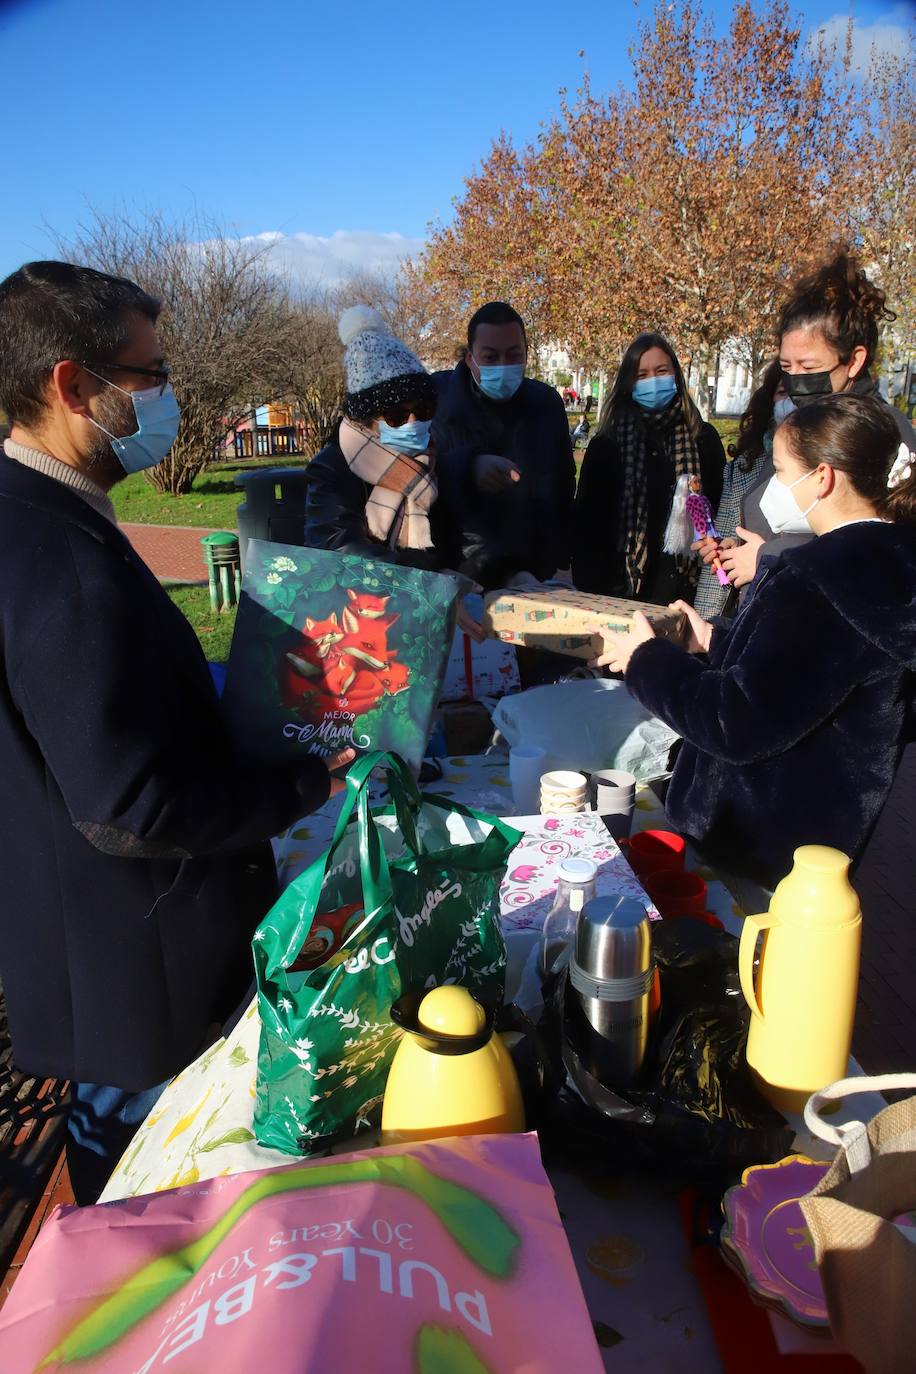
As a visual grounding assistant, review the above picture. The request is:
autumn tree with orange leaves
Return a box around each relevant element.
[408,0,880,391]
[852,39,916,361]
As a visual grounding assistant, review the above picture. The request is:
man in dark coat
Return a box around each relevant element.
[0,262,352,1202]
[431,302,576,590]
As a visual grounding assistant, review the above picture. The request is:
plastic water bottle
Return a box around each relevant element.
[540,858,598,980]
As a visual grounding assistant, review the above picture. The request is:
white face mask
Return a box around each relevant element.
[758,469,819,535]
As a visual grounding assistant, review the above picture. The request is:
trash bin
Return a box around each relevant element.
[234,467,309,566]
[201,531,241,613]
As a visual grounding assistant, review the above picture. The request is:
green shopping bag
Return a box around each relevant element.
[253,751,522,1154]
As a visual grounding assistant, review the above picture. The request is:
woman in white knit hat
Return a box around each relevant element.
[305,306,461,571]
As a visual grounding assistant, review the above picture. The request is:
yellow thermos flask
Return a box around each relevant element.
[739,845,862,1113]
[381,986,525,1145]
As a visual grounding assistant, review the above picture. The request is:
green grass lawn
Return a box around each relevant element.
[712,417,741,448]
[112,456,307,528]
[166,586,237,663]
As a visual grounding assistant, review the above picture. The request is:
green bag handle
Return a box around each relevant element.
[263,752,418,989]
[305,750,423,942]
[419,790,522,869]
[330,750,423,859]
[322,752,400,920]
[262,754,520,988]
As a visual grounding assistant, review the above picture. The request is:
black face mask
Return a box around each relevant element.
[781,367,839,403]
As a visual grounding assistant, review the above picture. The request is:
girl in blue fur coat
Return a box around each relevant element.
[596,394,916,888]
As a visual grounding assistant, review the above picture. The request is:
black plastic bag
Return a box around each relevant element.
[536,917,794,1182]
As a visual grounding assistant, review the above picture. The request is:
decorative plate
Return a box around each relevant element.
[720,1155,831,1330]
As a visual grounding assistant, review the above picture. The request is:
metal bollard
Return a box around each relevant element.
[200,532,241,613]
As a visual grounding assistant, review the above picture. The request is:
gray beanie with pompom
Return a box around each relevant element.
[338,306,435,422]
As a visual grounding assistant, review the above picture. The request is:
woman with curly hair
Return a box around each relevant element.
[708,250,916,595]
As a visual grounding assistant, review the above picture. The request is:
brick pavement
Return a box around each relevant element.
[120,522,219,583]
[0,1153,73,1309]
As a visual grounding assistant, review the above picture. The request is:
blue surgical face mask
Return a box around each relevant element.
[772,395,795,425]
[474,362,525,402]
[632,375,677,411]
[85,372,180,473]
[377,418,432,455]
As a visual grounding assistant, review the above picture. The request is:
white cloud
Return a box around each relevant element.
[809,5,913,75]
[238,228,425,288]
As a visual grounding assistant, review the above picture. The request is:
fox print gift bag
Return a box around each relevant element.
[223,541,463,772]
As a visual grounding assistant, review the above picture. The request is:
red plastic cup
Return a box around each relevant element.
[626,829,686,878]
[663,906,725,930]
[644,869,708,917]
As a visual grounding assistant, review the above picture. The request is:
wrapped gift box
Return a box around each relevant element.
[482,588,686,660]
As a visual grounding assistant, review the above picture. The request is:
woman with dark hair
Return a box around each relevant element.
[595,393,916,888]
[693,360,793,616]
[713,250,916,593]
[572,332,725,604]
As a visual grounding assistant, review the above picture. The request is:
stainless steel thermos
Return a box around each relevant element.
[567,894,653,1088]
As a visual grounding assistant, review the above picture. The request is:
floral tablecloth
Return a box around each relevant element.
[97,755,866,1370]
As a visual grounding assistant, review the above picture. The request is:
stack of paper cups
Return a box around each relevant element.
[590,769,637,839]
[540,770,588,814]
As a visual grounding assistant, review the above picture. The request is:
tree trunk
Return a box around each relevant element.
[144,439,208,496]
[692,340,713,420]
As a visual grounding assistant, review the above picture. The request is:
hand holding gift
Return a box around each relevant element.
[589,609,657,673]
[589,599,712,671]
[670,599,713,654]
[693,534,737,566]
[322,748,357,796]
[666,474,729,586]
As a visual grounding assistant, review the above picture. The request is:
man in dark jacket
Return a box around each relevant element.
[0,262,352,1202]
[432,302,576,590]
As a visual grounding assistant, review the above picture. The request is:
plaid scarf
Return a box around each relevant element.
[614,398,700,596]
[339,418,438,551]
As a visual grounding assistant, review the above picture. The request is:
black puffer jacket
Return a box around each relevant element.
[431,361,576,589]
[304,427,461,572]
[626,521,916,887]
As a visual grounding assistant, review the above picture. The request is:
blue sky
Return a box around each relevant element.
[1,0,911,283]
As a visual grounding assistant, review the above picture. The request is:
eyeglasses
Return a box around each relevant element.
[381,400,436,426]
[86,361,172,396]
